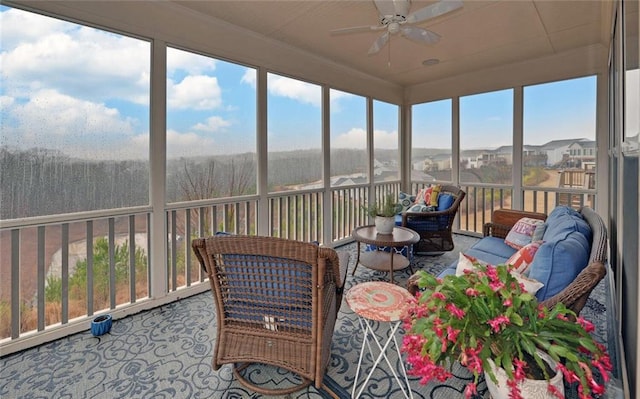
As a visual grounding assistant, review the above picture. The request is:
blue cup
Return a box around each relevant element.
[91,314,112,336]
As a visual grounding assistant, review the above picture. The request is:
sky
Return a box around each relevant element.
[1,5,636,161]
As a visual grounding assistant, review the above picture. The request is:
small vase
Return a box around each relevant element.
[374,216,395,235]
[91,314,112,336]
[485,350,564,399]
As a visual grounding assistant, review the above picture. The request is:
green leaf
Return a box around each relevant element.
[510,312,523,326]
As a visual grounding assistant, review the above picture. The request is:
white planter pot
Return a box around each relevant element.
[374,216,395,235]
[485,350,564,399]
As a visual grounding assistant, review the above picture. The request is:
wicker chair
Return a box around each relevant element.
[400,185,466,253]
[191,235,349,395]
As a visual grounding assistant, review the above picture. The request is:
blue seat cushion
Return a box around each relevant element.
[465,236,517,263]
[436,236,516,278]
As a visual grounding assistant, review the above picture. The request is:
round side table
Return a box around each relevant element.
[345,281,414,399]
[351,225,419,284]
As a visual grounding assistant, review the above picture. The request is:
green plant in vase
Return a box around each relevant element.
[363,193,401,218]
[363,194,401,234]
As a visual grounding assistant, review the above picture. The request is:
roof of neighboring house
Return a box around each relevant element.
[541,138,589,150]
[571,140,596,148]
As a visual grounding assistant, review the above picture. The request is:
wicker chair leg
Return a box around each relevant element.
[232,363,312,395]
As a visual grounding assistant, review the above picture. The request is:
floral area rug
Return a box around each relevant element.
[0,234,610,399]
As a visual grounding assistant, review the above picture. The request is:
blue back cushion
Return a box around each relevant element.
[528,207,592,301]
[543,206,592,243]
[437,194,455,211]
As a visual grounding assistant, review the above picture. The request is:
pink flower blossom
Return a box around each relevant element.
[577,317,595,333]
[465,288,479,297]
[445,303,465,319]
[446,325,460,343]
[557,363,580,384]
[432,292,446,301]
[547,384,564,399]
[507,378,523,399]
[488,315,510,332]
[462,347,483,374]
[503,298,513,307]
[490,281,505,291]
[512,358,527,381]
[464,382,477,399]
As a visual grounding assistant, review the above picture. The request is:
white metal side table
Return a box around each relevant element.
[345,281,414,399]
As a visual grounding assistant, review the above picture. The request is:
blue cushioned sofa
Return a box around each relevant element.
[408,206,607,315]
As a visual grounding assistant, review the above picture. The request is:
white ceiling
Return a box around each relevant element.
[172,0,614,88]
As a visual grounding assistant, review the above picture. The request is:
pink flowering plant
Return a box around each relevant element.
[402,262,612,399]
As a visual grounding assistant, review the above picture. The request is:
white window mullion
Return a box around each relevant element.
[513,86,524,210]
[149,40,168,298]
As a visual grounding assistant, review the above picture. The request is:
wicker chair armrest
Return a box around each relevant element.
[319,247,349,291]
[482,222,513,239]
[192,238,209,274]
[402,207,458,223]
[540,261,607,314]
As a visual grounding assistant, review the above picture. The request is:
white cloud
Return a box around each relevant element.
[193,116,231,132]
[0,96,15,108]
[332,127,397,149]
[267,74,321,107]
[165,129,217,158]
[167,75,222,110]
[6,89,134,139]
[241,69,256,87]
[374,129,398,149]
[242,71,347,109]
[0,8,69,49]
[1,13,150,105]
[0,89,146,159]
[167,47,216,75]
[333,127,366,149]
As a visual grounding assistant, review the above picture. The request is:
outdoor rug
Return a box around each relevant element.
[0,234,610,399]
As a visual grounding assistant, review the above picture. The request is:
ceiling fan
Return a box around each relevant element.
[331,0,463,56]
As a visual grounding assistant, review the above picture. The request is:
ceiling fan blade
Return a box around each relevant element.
[368,32,390,55]
[400,26,441,44]
[330,25,384,35]
[373,0,400,17]
[405,0,463,24]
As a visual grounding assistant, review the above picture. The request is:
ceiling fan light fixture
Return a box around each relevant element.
[422,58,440,66]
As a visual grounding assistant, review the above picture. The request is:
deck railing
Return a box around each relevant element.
[0,181,595,354]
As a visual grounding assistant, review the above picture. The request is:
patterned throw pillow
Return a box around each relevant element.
[415,187,433,205]
[398,192,416,212]
[408,203,429,212]
[429,184,441,207]
[531,223,547,242]
[506,241,542,275]
[456,253,544,294]
[422,186,435,205]
[504,217,545,249]
[413,188,425,204]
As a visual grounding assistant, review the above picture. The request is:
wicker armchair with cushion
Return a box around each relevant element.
[400,185,466,254]
[192,235,349,395]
